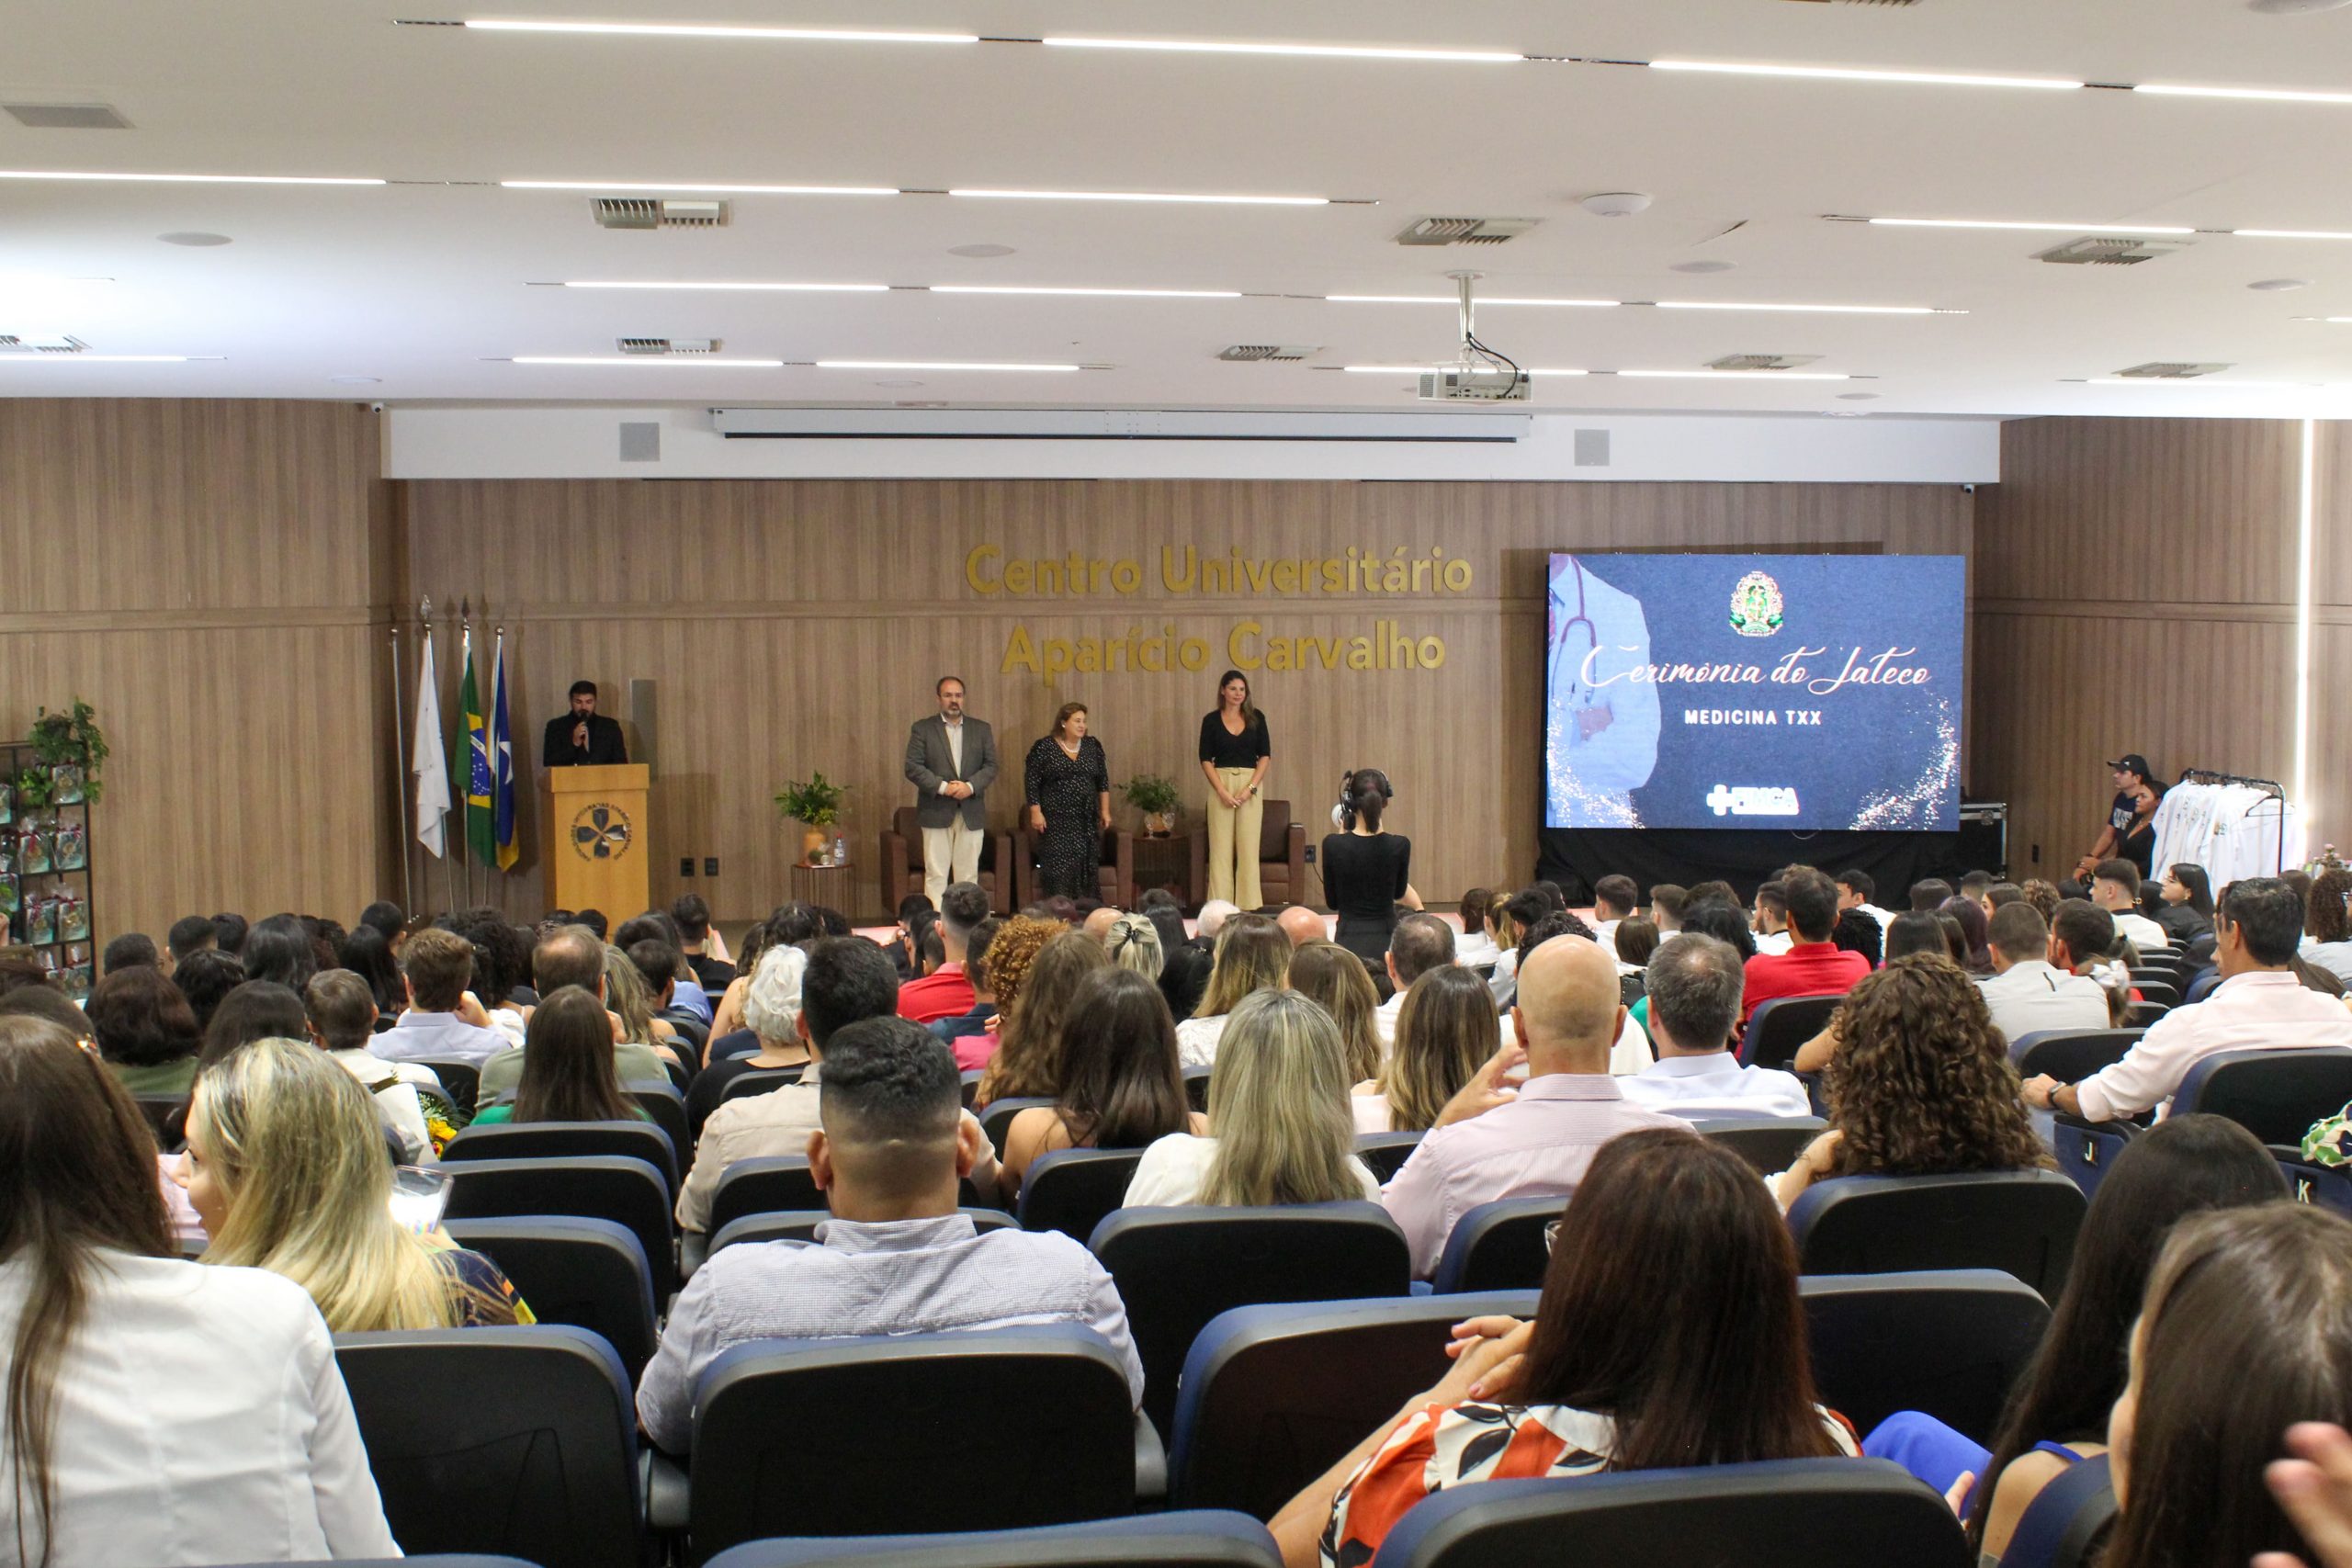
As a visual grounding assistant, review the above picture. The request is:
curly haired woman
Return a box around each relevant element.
[1775,952,2051,1209]
[954,913,1063,1089]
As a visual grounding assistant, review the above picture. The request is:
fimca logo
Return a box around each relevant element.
[1705,784,1802,818]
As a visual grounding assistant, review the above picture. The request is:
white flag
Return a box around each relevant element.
[413,628,451,858]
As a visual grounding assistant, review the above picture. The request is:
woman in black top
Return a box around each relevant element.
[2154,863,2215,947]
[1320,768,1422,965]
[1024,702,1111,900]
[1199,670,1272,908]
[2075,754,2164,883]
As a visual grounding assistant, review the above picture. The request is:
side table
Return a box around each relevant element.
[1132,831,1196,908]
[788,860,854,914]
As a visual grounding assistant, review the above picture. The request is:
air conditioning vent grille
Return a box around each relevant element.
[2115,361,2232,379]
[1217,344,1319,362]
[3,102,130,129]
[0,334,87,354]
[2038,236,2187,266]
[593,197,729,230]
[1396,216,1540,247]
[1707,353,1823,372]
[616,337,720,355]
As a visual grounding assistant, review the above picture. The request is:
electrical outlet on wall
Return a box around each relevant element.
[705,857,719,877]
[1304,843,1317,864]
[680,858,695,876]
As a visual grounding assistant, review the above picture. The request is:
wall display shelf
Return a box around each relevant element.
[0,739,96,1000]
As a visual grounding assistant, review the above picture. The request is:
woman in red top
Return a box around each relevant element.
[1269,1127,1857,1568]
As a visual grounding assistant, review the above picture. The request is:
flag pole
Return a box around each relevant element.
[390,621,413,916]
[434,598,457,920]
[462,599,477,913]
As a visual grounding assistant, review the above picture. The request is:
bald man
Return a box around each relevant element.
[1379,933,1680,1279]
[1276,906,1328,948]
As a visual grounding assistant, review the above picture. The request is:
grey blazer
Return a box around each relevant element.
[904,714,998,829]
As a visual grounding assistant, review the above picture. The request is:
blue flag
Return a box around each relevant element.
[491,630,517,871]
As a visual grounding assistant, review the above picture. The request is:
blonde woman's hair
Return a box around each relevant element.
[603,943,656,1043]
[1104,912,1164,981]
[189,1036,504,1331]
[1380,965,1500,1133]
[1193,914,1290,1021]
[1201,989,1364,1207]
[1285,940,1382,1083]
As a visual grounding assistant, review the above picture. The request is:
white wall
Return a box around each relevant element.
[384,403,2001,483]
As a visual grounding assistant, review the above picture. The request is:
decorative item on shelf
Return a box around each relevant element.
[21,892,54,945]
[775,772,852,868]
[0,777,13,829]
[17,822,51,876]
[12,767,51,812]
[1123,773,1183,837]
[54,888,86,943]
[28,700,107,804]
[51,819,85,873]
[58,943,90,1002]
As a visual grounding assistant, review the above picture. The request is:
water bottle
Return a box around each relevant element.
[832,830,848,867]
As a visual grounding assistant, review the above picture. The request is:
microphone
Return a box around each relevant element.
[572,718,590,750]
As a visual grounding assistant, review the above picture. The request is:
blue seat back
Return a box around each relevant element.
[979,1097,1056,1156]
[1786,1170,2086,1300]
[626,1082,693,1163]
[1430,1196,1562,1294]
[1353,1132,1423,1182]
[2279,1156,2352,1214]
[1690,1116,1828,1175]
[2173,1047,2352,1146]
[1743,996,1846,1070]
[2049,1116,2137,1202]
[1799,1270,2052,1443]
[442,1119,679,1190]
[411,1057,481,1118]
[707,1155,828,1230]
[1019,1148,1147,1243]
[442,1215,658,1384]
[2008,1030,2142,1083]
[440,1154,675,1296]
[700,1509,1282,1568]
[1996,1452,2115,1568]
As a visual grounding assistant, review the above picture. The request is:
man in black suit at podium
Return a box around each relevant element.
[544,680,629,767]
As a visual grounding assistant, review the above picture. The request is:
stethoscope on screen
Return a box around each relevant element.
[1552,559,1600,743]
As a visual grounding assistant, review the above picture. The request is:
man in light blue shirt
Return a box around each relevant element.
[1620,933,1811,1121]
[637,1015,1142,1453]
[370,926,510,1067]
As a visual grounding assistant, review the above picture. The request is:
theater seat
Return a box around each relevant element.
[1187,800,1307,910]
[1016,824,1137,911]
[1430,1195,1561,1294]
[1018,1148,1146,1243]
[1996,1452,2115,1568]
[2008,1030,2143,1083]
[409,1058,481,1119]
[1353,1131,1422,1182]
[1368,1458,1969,1568]
[442,1119,679,1190]
[443,1215,659,1385]
[2050,1113,2147,1202]
[2170,1046,2352,1145]
[699,1511,1283,1568]
[686,1328,1143,1561]
[1690,1116,1828,1175]
[683,1156,824,1280]
[881,807,1015,918]
[1742,996,1845,1071]
[626,1083,693,1166]
[442,1154,676,1297]
[1183,1066,1212,1113]
[980,1096,1055,1155]
[1799,1270,2052,1443]
[334,1326,642,1568]
[1787,1170,2086,1301]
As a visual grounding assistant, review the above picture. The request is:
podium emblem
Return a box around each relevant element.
[571,802,634,861]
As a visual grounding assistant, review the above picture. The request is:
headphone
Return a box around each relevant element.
[1334,768,1396,830]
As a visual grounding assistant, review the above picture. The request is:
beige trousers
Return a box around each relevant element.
[922,819,983,908]
[1204,767,1264,909]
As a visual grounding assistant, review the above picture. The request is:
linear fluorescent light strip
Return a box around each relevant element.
[0,170,383,186]
[1866,217,2198,234]
[1656,300,1952,315]
[2085,378,2324,388]
[1650,59,2082,91]
[1340,366,1587,375]
[2234,229,2352,242]
[1041,37,1521,63]
[815,360,1084,372]
[506,179,897,196]
[464,18,978,43]
[1326,295,1619,308]
[948,188,1329,206]
[928,285,1242,298]
[512,355,785,367]
[561,281,889,292]
[1619,369,1852,380]
[2136,83,2352,106]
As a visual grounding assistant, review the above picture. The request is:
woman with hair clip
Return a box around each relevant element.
[0,1018,401,1565]
[1319,767,1422,968]
[1199,669,1273,909]
[1023,700,1112,901]
[1125,987,1380,1208]
[1269,1127,1856,1568]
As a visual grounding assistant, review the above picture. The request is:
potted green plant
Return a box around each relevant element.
[12,766,52,812]
[29,699,107,805]
[775,773,851,865]
[1123,773,1182,837]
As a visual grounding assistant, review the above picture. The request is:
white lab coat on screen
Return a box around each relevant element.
[1547,558,1662,825]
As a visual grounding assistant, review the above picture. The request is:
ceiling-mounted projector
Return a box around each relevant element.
[1416,272,1530,402]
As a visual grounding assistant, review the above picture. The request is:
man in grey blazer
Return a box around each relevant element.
[904,675,999,908]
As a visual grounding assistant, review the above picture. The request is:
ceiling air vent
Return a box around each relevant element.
[616,337,719,355]
[0,334,87,354]
[2114,362,2233,379]
[1396,217,1540,247]
[4,102,130,129]
[2037,236,2188,266]
[1781,1,1922,6]
[592,197,730,231]
[1707,353,1823,372]
[1218,344,1319,362]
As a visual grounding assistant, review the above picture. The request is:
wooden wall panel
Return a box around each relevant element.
[403,478,1972,922]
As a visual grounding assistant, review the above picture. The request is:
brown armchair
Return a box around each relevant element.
[879,807,1015,917]
[1014,826,1136,911]
[1189,799,1309,911]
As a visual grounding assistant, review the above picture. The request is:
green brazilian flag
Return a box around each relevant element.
[461,629,496,866]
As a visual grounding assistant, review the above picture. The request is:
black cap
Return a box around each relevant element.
[2107,754,2154,779]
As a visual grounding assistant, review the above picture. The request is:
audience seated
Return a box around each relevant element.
[929,915,1002,1053]
[1356,964,1498,1134]
[951,913,1061,1072]
[0,984,94,1041]
[303,969,446,1158]
[479,926,673,1096]
[1835,869,1895,933]
[1195,899,1239,941]
[1612,916,1659,974]
[211,910,250,954]
[1584,874,1636,954]
[372,926,510,1067]
[1828,907,1883,970]
[1453,887,1498,964]
[165,912,220,964]
[1777,953,2051,1208]
[1909,878,1955,912]
[1125,988,1382,1207]
[1288,939,1383,1088]
[1276,904,1327,948]
[1679,895,1758,961]
[84,963,201,1094]
[899,882,989,1024]
[0,1017,401,1562]
[335,922,407,1022]
[974,928,1111,1106]
[671,890,736,992]
[1102,909,1164,982]
[199,979,311,1069]
[1621,934,1810,1120]
[1978,901,2111,1043]
[2307,869,2352,988]
[470,986,651,1127]
[448,908,535,1043]
[637,1015,1143,1452]
[1381,934,1678,1279]
[685,945,810,1131]
[2027,877,2352,1123]
[170,947,246,1035]
[1270,1127,1856,1568]
[1511,909,1652,1073]
[240,914,319,991]
[1373,913,1455,1047]
[180,1035,527,1328]
[1001,967,1202,1189]
[2154,863,2217,951]
[1741,867,1870,1025]
[1862,1114,2286,1559]
[1647,883,1689,933]
[1176,913,1290,1068]
[602,940,682,1055]
[1157,941,1214,1028]
[1750,879,1792,956]
[2087,857,2168,951]
[1939,895,1995,973]
[1487,889,1549,987]
[2052,897,2135,1024]
[101,931,159,976]
[616,911,714,1028]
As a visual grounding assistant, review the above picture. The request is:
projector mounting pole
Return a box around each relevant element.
[1449,270,1480,359]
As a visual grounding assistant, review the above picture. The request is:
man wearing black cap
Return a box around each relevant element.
[2075,754,2164,882]
[543,680,628,767]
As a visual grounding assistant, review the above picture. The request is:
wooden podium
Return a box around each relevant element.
[542,764,650,918]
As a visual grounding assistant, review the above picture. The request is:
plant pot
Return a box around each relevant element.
[800,826,831,864]
[1142,809,1179,839]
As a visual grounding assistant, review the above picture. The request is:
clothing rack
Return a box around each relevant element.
[2169,769,2290,877]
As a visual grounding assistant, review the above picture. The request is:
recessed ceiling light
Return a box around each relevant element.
[1656,300,1954,315]
[948,243,1016,258]
[0,169,381,186]
[815,359,1086,371]
[2250,0,2352,11]
[1866,217,2197,234]
[510,355,785,367]
[947,188,1331,206]
[158,231,233,246]
[1324,294,1618,308]
[929,285,1243,299]
[505,179,897,196]
[2251,277,2313,291]
[1670,259,1736,275]
[2134,82,2352,104]
[463,18,978,43]
[1039,36,1522,62]
[1649,59,2084,91]
[560,280,889,291]
[329,375,381,385]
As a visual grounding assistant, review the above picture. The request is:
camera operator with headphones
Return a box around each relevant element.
[1321,768,1423,967]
